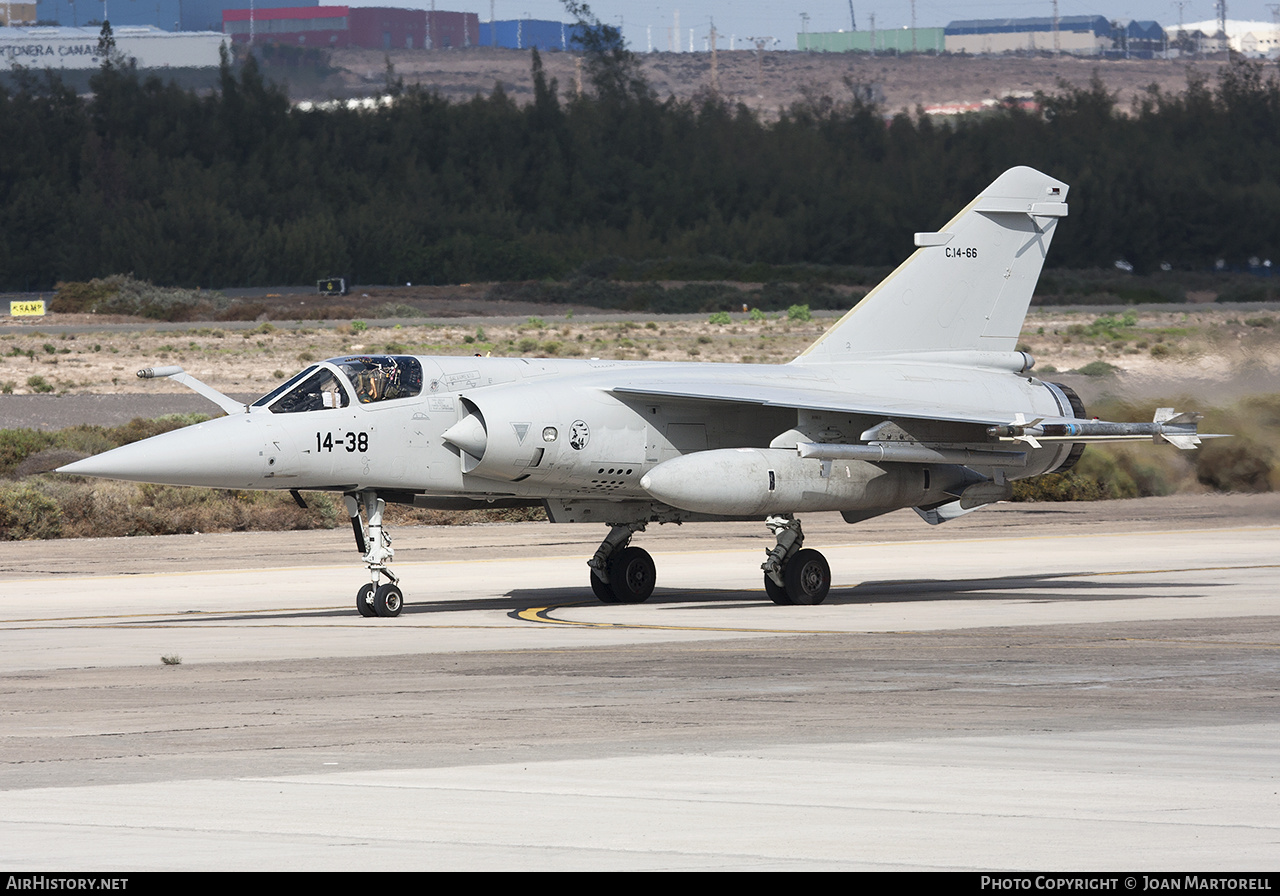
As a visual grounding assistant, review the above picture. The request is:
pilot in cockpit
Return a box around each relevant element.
[351,359,402,403]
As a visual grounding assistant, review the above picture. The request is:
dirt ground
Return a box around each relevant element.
[1,297,1277,412]
[323,47,1229,115]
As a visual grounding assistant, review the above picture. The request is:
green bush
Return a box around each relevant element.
[1075,361,1118,377]
[1014,449,1135,501]
[1195,436,1275,492]
[0,483,63,539]
[0,429,57,476]
[1217,283,1274,303]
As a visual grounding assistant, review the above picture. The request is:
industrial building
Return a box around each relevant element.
[944,16,1112,55]
[0,24,226,69]
[1180,19,1280,56]
[34,0,312,33]
[797,27,944,53]
[1123,20,1166,56]
[797,17,1110,55]
[1,4,35,26]
[476,19,583,51]
[223,7,477,49]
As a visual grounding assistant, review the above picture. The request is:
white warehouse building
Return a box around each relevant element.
[0,26,227,70]
[1177,19,1280,57]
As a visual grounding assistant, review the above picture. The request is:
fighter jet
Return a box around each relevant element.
[59,167,1215,615]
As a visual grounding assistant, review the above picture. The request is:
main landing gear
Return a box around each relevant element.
[346,490,404,618]
[584,515,831,606]
[761,516,831,605]
[588,522,656,604]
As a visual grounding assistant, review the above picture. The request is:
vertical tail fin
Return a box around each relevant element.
[794,167,1068,364]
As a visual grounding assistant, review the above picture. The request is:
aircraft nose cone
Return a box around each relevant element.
[58,414,274,489]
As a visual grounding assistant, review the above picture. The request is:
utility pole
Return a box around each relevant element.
[799,12,809,51]
[1171,0,1192,53]
[709,20,719,94]
[911,0,917,53]
[1172,0,1190,31]
[745,36,773,99]
[869,12,876,55]
[849,1,856,31]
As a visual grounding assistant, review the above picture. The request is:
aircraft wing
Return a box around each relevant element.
[610,383,1219,450]
[610,381,1010,426]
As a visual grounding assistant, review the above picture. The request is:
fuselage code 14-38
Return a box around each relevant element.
[317,431,370,453]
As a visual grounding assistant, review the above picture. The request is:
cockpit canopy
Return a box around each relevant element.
[252,356,424,414]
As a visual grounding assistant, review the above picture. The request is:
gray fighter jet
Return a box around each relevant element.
[59,167,1214,615]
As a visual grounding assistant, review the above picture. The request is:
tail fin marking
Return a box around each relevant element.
[793,167,1069,365]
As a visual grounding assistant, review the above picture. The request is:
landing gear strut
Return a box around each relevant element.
[588,522,655,604]
[762,515,830,605]
[347,490,403,617]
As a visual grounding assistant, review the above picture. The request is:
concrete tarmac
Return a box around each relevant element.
[1,494,1278,870]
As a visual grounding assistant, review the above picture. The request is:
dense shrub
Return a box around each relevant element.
[0,483,63,539]
[52,275,228,320]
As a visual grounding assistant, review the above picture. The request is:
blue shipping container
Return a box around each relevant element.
[477,19,589,50]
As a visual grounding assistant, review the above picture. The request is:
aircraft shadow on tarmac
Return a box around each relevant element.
[123,571,1215,625]
[499,571,1217,612]
[831,572,1217,605]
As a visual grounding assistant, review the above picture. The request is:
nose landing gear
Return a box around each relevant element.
[347,491,403,617]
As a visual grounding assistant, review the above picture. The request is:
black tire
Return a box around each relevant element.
[783,549,830,606]
[590,571,619,603]
[764,573,792,605]
[373,583,404,617]
[356,583,377,617]
[607,546,656,604]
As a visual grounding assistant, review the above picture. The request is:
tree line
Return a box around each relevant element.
[0,49,1278,292]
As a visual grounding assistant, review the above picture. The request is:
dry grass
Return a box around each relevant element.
[2,307,1277,400]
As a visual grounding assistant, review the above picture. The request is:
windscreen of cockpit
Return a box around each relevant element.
[253,365,351,413]
[252,356,423,414]
[330,356,424,404]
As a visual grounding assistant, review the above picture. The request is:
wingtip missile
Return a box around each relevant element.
[989,408,1226,450]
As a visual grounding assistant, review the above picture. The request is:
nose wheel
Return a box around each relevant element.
[356,583,377,617]
[348,491,404,618]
